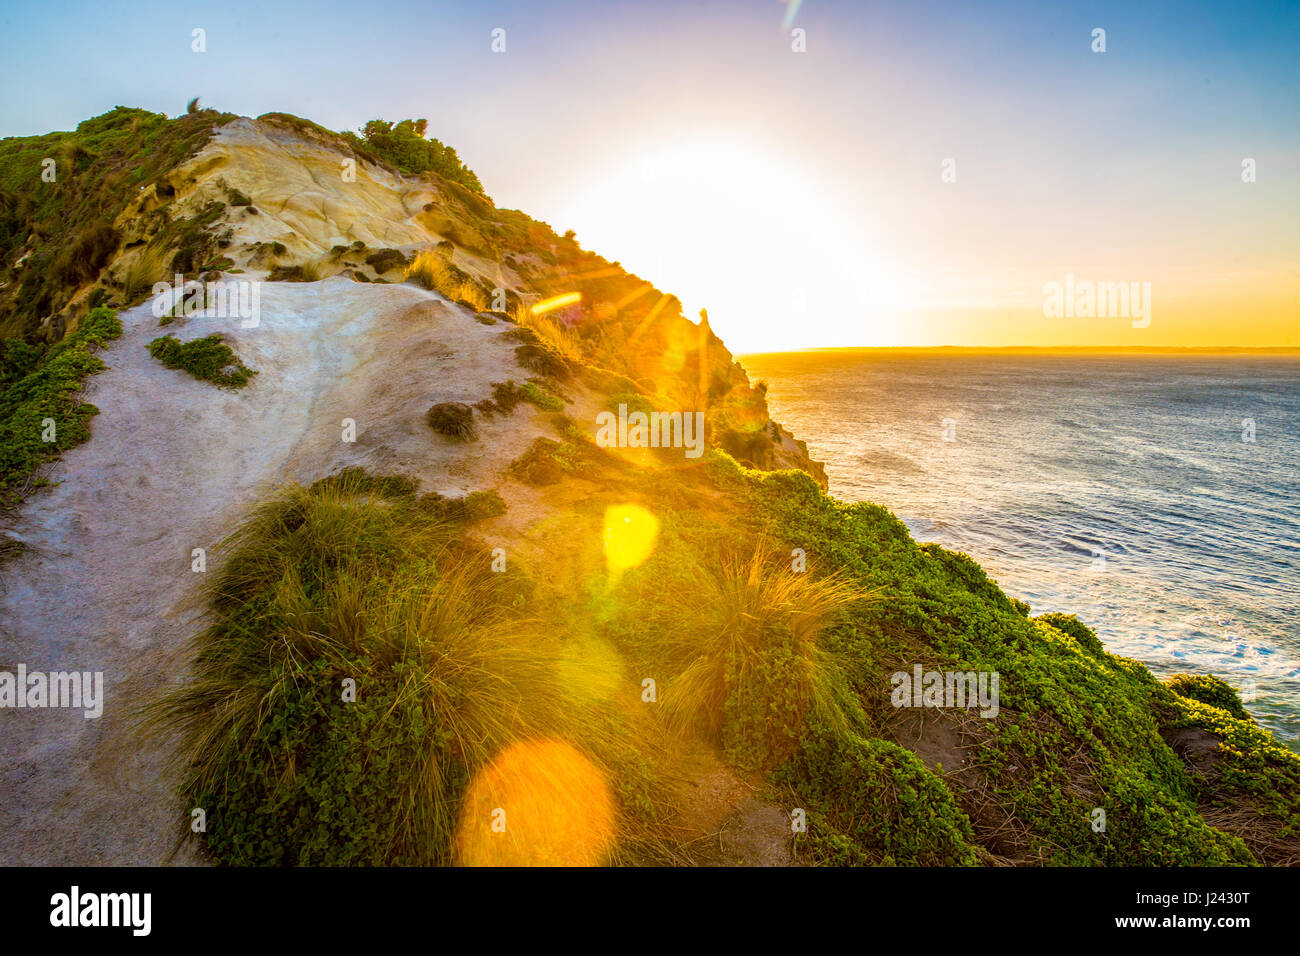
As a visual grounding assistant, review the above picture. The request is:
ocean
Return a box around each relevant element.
[739,350,1300,748]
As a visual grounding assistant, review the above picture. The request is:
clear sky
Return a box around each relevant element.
[1,0,1296,350]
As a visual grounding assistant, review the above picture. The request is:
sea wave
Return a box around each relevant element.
[742,351,1300,749]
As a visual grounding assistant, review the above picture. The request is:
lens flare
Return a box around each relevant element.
[455,739,615,867]
[531,292,582,316]
[602,503,660,577]
[558,635,625,703]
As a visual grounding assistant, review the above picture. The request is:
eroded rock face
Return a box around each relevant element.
[141,115,827,487]
[182,121,423,253]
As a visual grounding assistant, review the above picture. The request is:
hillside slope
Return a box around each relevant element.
[0,278,564,863]
[2,109,1297,867]
[1,110,824,485]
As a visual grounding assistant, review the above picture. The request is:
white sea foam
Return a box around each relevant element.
[742,350,1300,748]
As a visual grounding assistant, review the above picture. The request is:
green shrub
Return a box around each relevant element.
[710,461,1294,865]
[147,334,256,388]
[266,262,318,282]
[417,489,508,523]
[0,106,237,338]
[0,306,121,509]
[1167,695,1300,862]
[463,490,507,520]
[515,343,570,380]
[605,392,654,417]
[1094,770,1252,865]
[519,381,564,412]
[356,119,486,196]
[221,181,252,207]
[476,380,562,416]
[508,437,575,485]
[364,248,408,274]
[1036,612,1106,656]
[1166,674,1251,721]
[784,732,980,865]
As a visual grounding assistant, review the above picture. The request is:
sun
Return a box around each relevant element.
[557,137,905,352]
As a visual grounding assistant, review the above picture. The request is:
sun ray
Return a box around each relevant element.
[531,292,582,316]
[620,293,673,353]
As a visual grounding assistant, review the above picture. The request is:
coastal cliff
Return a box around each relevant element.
[1,107,1295,866]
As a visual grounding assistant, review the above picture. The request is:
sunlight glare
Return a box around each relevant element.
[455,739,615,867]
[559,138,905,351]
[603,503,660,577]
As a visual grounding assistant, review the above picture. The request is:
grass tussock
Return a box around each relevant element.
[425,401,476,441]
[633,544,870,771]
[514,343,571,381]
[148,470,665,865]
[405,250,488,311]
[512,302,583,364]
[144,452,1300,867]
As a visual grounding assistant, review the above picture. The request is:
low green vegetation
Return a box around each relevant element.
[147,334,256,388]
[508,437,583,485]
[476,380,562,416]
[351,119,486,196]
[0,106,236,339]
[418,488,508,523]
[363,248,408,274]
[515,342,571,380]
[1164,679,1300,864]
[115,104,1297,868]
[219,180,252,207]
[0,305,121,511]
[518,381,564,412]
[605,392,654,417]
[151,470,662,865]
[156,433,1300,866]
[694,458,1278,865]
[265,262,319,282]
[1166,673,1252,720]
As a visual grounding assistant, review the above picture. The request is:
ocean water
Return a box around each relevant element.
[740,350,1300,748]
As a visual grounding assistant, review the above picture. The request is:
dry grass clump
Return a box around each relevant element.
[512,301,583,363]
[405,249,488,310]
[266,261,320,282]
[426,401,476,440]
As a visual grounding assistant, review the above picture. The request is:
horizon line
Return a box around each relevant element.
[739,345,1300,356]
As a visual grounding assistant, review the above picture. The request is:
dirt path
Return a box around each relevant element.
[0,277,546,864]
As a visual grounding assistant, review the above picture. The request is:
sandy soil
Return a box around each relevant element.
[0,277,548,865]
[0,116,802,865]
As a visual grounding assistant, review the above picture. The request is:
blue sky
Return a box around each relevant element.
[2,0,1296,347]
